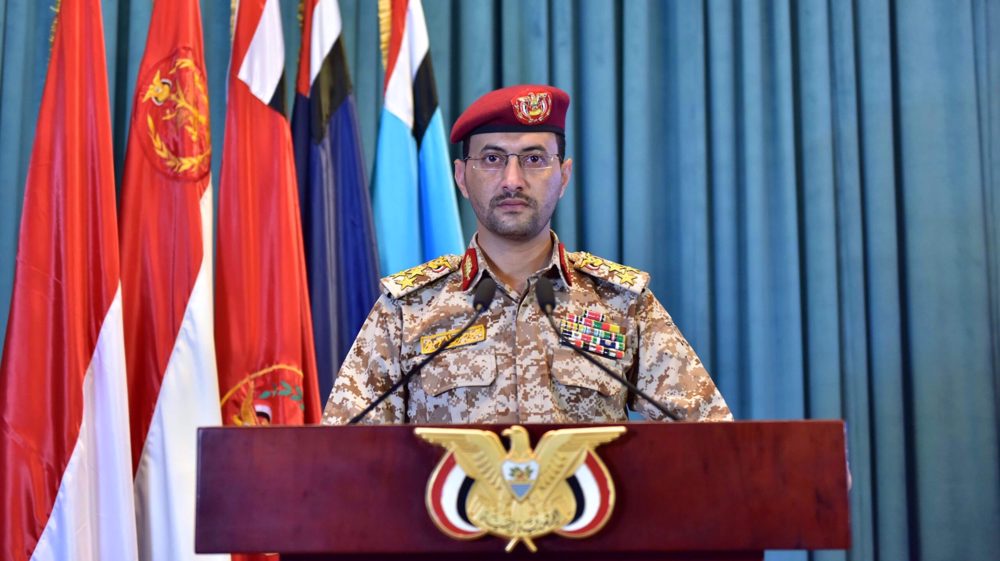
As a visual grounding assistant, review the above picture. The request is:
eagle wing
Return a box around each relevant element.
[531,426,627,500]
[414,428,509,500]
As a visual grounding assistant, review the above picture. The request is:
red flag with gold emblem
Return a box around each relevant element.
[118,0,227,560]
[216,0,322,436]
[0,1,138,559]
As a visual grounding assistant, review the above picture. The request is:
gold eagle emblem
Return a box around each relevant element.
[137,49,211,180]
[511,91,552,125]
[415,425,625,552]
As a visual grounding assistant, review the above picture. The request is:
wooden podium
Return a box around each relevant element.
[195,421,849,560]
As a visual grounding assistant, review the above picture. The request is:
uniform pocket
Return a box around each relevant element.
[419,343,498,397]
[549,346,624,397]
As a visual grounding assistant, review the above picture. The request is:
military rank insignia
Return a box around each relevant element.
[572,252,642,288]
[511,91,552,125]
[384,256,456,294]
[560,310,626,360]
[415,425,625,552]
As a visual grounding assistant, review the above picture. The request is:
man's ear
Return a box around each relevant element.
[558,158,573,199]
[454,159,470,199]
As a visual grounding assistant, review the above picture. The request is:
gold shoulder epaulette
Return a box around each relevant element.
[380,255,461,299]
[568,251,649,294]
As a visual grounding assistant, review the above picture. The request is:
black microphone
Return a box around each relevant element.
[348,277,498,425]
[535,276,681,421]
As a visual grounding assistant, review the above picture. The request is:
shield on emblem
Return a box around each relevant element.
[502,459,540,500]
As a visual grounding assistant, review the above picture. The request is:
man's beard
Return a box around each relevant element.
[480,193,548,240]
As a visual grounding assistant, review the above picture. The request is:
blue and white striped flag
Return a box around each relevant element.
[372,0,464,274]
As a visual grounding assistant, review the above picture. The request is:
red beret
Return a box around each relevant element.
[449,84,570,143]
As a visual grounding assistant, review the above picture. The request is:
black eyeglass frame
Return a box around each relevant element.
[462,152,563,170]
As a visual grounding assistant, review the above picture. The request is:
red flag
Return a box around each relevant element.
[0,1,138,560]
[216,0,322,433]
[118,0,226,560]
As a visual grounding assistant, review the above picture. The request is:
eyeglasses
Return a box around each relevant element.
[464,152,560,172]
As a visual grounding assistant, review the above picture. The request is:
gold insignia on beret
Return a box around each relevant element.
[511,91,552,125]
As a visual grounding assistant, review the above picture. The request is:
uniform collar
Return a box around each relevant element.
[460,231,574,293]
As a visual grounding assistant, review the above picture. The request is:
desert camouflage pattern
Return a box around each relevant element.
[322,233,732,424]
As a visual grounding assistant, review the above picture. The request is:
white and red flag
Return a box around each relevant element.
[216,0,322,431]
[118,0,227,560]
[0,1,139,560]
[217,7,322,553]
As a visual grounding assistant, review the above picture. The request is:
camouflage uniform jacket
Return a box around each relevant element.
[322,234,732,424]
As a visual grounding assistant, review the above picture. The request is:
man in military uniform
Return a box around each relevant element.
[322,84,731,424]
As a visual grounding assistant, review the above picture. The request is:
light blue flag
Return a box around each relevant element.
[372,0,464,274]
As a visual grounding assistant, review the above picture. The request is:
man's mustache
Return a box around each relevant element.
[489,193,536,209]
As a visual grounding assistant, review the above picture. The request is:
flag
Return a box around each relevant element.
[292,0,381,399]
[217,0,322,433]
[372,0,464,273]
[0,1,138,560]
[118,0,227,559]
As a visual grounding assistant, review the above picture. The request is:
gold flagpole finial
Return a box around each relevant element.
[230,0,238,41]
[377,0,391,70]
[48,0,62,49]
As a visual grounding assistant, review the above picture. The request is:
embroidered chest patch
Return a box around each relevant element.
[420,324,487,354]
[559,310,625,360]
